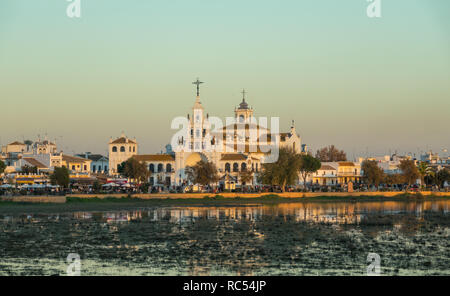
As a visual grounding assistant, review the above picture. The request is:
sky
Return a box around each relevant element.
[0,0,449,159]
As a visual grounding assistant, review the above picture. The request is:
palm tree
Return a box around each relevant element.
[417,161,434,190]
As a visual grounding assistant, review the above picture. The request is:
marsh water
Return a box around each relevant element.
[0,201,449,275]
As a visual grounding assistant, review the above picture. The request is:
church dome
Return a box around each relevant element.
[239,98,249,110]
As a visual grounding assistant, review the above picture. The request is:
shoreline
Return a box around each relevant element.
[0,192,449,214]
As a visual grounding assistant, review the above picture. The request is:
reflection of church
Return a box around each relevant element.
[108,80,306,188]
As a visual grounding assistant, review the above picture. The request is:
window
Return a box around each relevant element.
[255,163,259,172]
[84,165,87,171]
[166,163,172,173]
[129,147,131,152]
[112,146,117,152]
[239,115,244,123]
[241,163,247,171]
[233,163,239,172]
[72,165,75,170]
[120,146,125,152]
[157,163,163,173]
[133,146,135,152]
[225,163,231,172]
[149,164,155,173]
[93,165,96,172]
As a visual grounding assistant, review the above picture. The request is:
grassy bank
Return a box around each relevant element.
[68,192,449,203]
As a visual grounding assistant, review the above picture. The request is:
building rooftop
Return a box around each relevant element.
[62,154,92,163]
[22,158,47,169]
[111,137,136,144]
[320,164,337,171]
[220,153,248,161]
[133,154,175,162]
[338,162,355,167]
[8,141,25,146]
[76,154,108,162]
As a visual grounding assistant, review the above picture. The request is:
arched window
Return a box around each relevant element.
[157,163,163,173]
[166,163,172,173]
[225,163,231,172]
[92,165,96,172]
[149,164,155,173]
[133,146,135,152]
[239,115,245,123]
[112,146,117,152]
[241,163,247,171]
[120,146,125,152]
[233,163,239,172]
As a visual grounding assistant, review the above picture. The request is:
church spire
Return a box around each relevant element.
[192,78,204,97]
[241,89,247,102]
[238,89,249,110]
[192,78,205,110]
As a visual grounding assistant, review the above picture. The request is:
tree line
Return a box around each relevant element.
[361,159,450,191]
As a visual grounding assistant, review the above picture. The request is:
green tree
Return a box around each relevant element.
[384,173,404,187]
[259,147,302,192]
[361,160,385,190]
[238,168,254,192]
[50,166,70,188]
[315,145,347,162]
[298,154,321,191]
[239,169,254,185]
[0,160,6,175]
[92,180,102,193]
[399,160,420,191]
[119,158,150,183]
[417,161,434,189]
[185,160,219,189]
[436,168,450,188]
[21,165,38,174]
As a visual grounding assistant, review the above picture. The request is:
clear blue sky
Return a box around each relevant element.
[0,0,449,159]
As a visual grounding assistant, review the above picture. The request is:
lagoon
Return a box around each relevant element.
[0,200,448,275]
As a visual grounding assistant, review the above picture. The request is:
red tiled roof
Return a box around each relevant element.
[23,158,47,169]
[338,162,355,167]
[133,154,174,162]
[62,154,92,163]
[8,141,24,146]
[320,165,336,171]
[220,154,248,161]
[111,137,136,144]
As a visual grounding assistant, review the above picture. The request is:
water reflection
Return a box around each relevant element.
[0,201,448,225]
[72,200,449,225]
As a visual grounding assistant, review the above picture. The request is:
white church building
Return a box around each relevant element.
[108,80,306,188]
